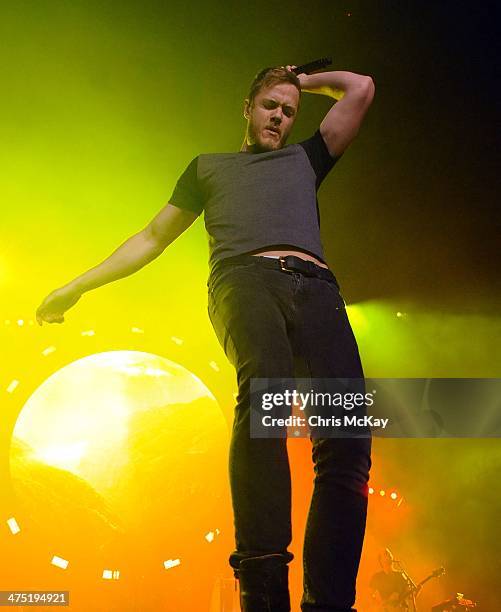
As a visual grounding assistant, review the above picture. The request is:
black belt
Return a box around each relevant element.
[215,254,340,287]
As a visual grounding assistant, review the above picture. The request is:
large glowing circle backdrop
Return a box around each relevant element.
[9,351,229,575]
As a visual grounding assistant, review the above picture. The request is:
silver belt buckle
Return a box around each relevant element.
[279,256,294,273]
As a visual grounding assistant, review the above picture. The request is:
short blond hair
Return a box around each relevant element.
[247,66,301,107]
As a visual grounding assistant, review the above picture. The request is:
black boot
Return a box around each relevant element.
[234,553,291,612]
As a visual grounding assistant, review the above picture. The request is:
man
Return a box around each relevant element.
[36,63,375,611]
[369,549,413,611]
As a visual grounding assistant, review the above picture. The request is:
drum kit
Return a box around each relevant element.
[431,593,478,611]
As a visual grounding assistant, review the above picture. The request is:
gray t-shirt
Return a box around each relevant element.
[169,129,341,272]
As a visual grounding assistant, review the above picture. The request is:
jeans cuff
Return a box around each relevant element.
[229,550,294,571]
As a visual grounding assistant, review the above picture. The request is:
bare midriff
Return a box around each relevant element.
[251,248,329,269]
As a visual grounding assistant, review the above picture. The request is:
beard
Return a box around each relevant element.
[247,122,283,152]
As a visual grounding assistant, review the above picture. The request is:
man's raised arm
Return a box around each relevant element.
[36,203,198,325]
[291,67,375,158]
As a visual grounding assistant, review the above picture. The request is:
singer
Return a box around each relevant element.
[36,63,375,611]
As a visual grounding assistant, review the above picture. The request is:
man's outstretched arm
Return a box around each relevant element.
[296,68,375,157]
[36,203,198,325]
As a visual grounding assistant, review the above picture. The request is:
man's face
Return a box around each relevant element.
[379,550,393,572]
[244,82,300,152]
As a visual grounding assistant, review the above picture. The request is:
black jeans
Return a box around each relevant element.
[207,255,372,612]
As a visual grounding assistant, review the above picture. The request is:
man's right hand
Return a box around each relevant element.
[34,203,198,326]
[36,286,82,325]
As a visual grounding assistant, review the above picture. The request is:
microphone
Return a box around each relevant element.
[292,57,332,75]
